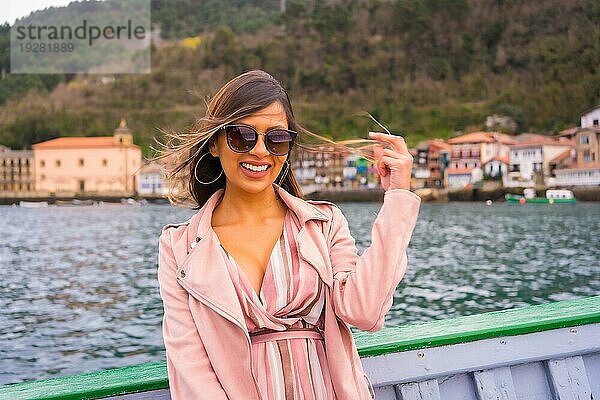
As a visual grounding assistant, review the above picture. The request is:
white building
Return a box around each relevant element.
[445,168,474,188]
[138,161,169,196]
[554,165,600,186]
[504,134,574,188]
[581,105,600,129]
[483,155,508,178]
[445,131,515,188]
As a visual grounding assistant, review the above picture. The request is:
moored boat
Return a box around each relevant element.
[55,199,96,207]
[18,201,49,208]
[0,296,598,399]
[506,188,577,204]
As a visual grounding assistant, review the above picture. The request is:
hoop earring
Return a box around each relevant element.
[194,152,223,185]
[276,160,291,187]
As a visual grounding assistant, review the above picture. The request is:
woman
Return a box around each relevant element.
[156,70,421,399]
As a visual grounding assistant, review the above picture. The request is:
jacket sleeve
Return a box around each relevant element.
[327,188,421,332]
[157,228,229,400]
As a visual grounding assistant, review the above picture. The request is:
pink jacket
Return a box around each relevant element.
[157,183,421,399]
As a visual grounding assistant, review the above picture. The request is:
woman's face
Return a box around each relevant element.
[209,100,290,195]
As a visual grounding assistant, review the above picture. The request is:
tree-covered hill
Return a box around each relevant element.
[0,0,598,156]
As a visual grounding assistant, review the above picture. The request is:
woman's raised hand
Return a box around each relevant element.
[368,131,413,192]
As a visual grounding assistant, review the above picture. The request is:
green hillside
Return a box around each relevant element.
[0,0,598,157]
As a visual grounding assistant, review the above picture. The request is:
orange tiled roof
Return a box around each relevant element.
[510,134,574,148]
[429,139,452,151]
[549,149,572,163]
[32,136,139,149]
[559,127,578,136]
[415,139,452,152]
[447,131,516,145]
[559,126,600,136]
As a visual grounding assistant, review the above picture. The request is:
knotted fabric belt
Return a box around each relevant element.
[249,327,324,344]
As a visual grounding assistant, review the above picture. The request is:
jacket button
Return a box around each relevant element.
[190,236,202,249]
[179,270,186,279]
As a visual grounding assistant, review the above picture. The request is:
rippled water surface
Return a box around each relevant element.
[0,200,598,384]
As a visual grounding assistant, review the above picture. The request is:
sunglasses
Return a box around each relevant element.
[222,124,297,156]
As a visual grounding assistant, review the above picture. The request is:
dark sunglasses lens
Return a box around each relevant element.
[267,130,294,155]
[226,126,256,152]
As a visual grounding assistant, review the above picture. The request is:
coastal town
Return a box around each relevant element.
[1,106,599,204]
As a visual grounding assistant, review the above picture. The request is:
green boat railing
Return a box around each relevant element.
[1,295,599,400]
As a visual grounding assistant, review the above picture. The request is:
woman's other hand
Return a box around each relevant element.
[368,131,413,191]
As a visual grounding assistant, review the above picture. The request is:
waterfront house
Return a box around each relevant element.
[548,148,576,177]
[504,134,574,188]
[482,155,509,180]
[138,161,169,196]
[0,145,35,195]
[31,120,142,197]
[413,139,451,188]
[445,131,515,188]
[443,167,474,189]
[580,104,600,129]
[574,127,599,166]
[553,163,600,186]
[550,127,600,187]
[549,105,600,187]
[290,145,351,192]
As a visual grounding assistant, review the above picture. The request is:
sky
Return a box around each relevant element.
[1,0,76,25]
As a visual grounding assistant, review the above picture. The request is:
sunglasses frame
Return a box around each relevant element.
[222,123,298,156]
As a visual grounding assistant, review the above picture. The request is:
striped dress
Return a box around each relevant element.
[218,207,337,400]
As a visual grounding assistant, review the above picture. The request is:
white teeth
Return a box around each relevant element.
[241,162,269,172]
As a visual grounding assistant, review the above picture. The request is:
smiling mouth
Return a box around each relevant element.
[240,162,271,172]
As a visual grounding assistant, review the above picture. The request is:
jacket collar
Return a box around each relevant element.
[193,182,330,240]
[173,183,333,332]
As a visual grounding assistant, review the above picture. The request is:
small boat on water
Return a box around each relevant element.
[55,199,97,207]
[18,201,49,208]
[506,188,577,204]
[1,295,598,399]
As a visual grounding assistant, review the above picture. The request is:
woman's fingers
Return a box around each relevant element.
[377,147,413,161]
[368,132,413,191]
[368,131,410,156]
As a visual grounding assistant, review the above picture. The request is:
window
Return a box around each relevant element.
[102,159,107,166]
[56,160,61,167]
[79,158,84,166]
[583,150,591,162]
[40,160,45,167]
[594,119,599,126]
[581,135,589,145]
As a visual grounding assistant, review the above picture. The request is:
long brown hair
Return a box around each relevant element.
[151,69,379,209]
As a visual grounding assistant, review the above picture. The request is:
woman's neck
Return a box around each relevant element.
[212,185,286,226]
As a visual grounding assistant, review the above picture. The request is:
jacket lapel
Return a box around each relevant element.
[172,183,333,329]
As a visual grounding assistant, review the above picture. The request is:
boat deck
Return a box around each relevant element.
[1,296,598,399]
